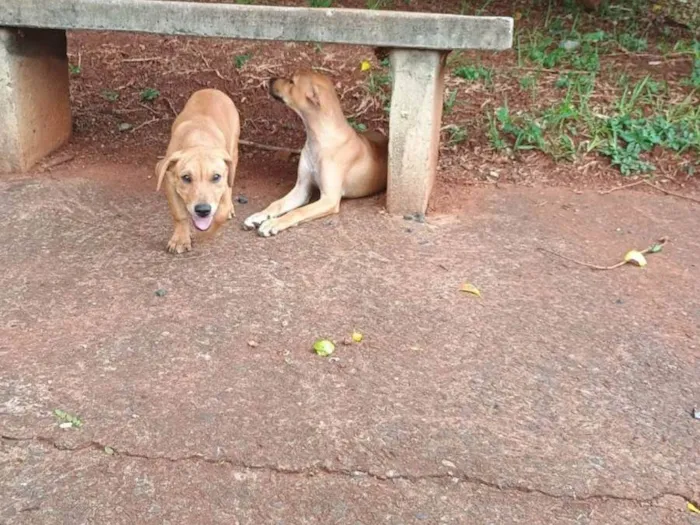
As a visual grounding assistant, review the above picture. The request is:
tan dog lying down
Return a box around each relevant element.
[156,89,240,253]
[243,70,388,237]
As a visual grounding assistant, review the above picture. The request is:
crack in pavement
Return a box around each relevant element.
[2,434,695,509]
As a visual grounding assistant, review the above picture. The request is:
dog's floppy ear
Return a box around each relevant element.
[218,150,236,188]
[306,83,321,108]
[155,151,183,191]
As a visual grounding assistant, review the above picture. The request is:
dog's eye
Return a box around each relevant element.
[181,174,192,183]
[212,173,222,182]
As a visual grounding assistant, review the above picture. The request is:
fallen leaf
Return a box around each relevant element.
[648,243,664,254]
[688,502,700,514]
[313,339,335,357]
[360,60,371,72]
[624,250,647,267]
[104,446,115,455]
[352,331,363,343]
[460,283,482,298]
[155,288,167,297]
[54,409,83,428]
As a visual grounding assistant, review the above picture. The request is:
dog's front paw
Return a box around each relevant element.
[167,234,192,254]
[243,212,269,231]
[257,218,281,237]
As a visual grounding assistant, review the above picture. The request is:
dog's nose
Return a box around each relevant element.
[194,204,212,217]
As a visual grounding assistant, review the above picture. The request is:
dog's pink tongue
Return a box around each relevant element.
[193,214,214,231]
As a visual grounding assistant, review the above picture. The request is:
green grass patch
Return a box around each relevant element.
[487,74,698,175]
[140,87,160,102]
[453,64,493,85]
[347,119,367,132]
[234,53,253,69]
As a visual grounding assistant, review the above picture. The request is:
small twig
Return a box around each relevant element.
[39,152,75,171]
[643,181,700,204]
[174,66,231,82]
[138,102,161,116]
[192,49,230,81]
[196,49,211,69]
[598,180,700,204]
[164,97,178,117]
[538,237,669,271]
[605,51,692,60]
[502,65,592,75]
[113,108,146,114]
[348,97,373,119]
[538,247,627,270]
[212,68,230,82]
[340,84,365,100]
[239,139,301,155]
[131,117,161,133]
[115,79,136,91]
[122,56,162,63]
[598,179,645,194]
[311,66,336,74]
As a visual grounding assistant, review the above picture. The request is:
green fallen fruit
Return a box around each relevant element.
[313,339,335,357]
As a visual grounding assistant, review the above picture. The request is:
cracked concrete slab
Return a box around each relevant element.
[1,163,699,523]
[1,439,691,525]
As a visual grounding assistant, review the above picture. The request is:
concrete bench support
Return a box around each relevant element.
[387,49,446,216]
[0,28,71,173]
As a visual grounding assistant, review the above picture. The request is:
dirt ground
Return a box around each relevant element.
[2,1,700,523]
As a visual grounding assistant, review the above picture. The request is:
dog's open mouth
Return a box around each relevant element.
[192,214,214,231]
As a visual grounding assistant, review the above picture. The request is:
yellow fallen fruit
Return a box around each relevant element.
[360,60,371,72]
[313,339,335,357]
[624,250,647,267]
[352,331,363,343]
[460,282,481,297]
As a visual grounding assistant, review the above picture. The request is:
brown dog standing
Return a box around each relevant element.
[243,70,387,237]
[156,89,240,253]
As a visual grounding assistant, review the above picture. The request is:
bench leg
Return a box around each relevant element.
[0,28,71,173]
[387,49,447,216]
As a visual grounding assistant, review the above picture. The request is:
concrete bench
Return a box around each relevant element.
[0,0,512,215]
